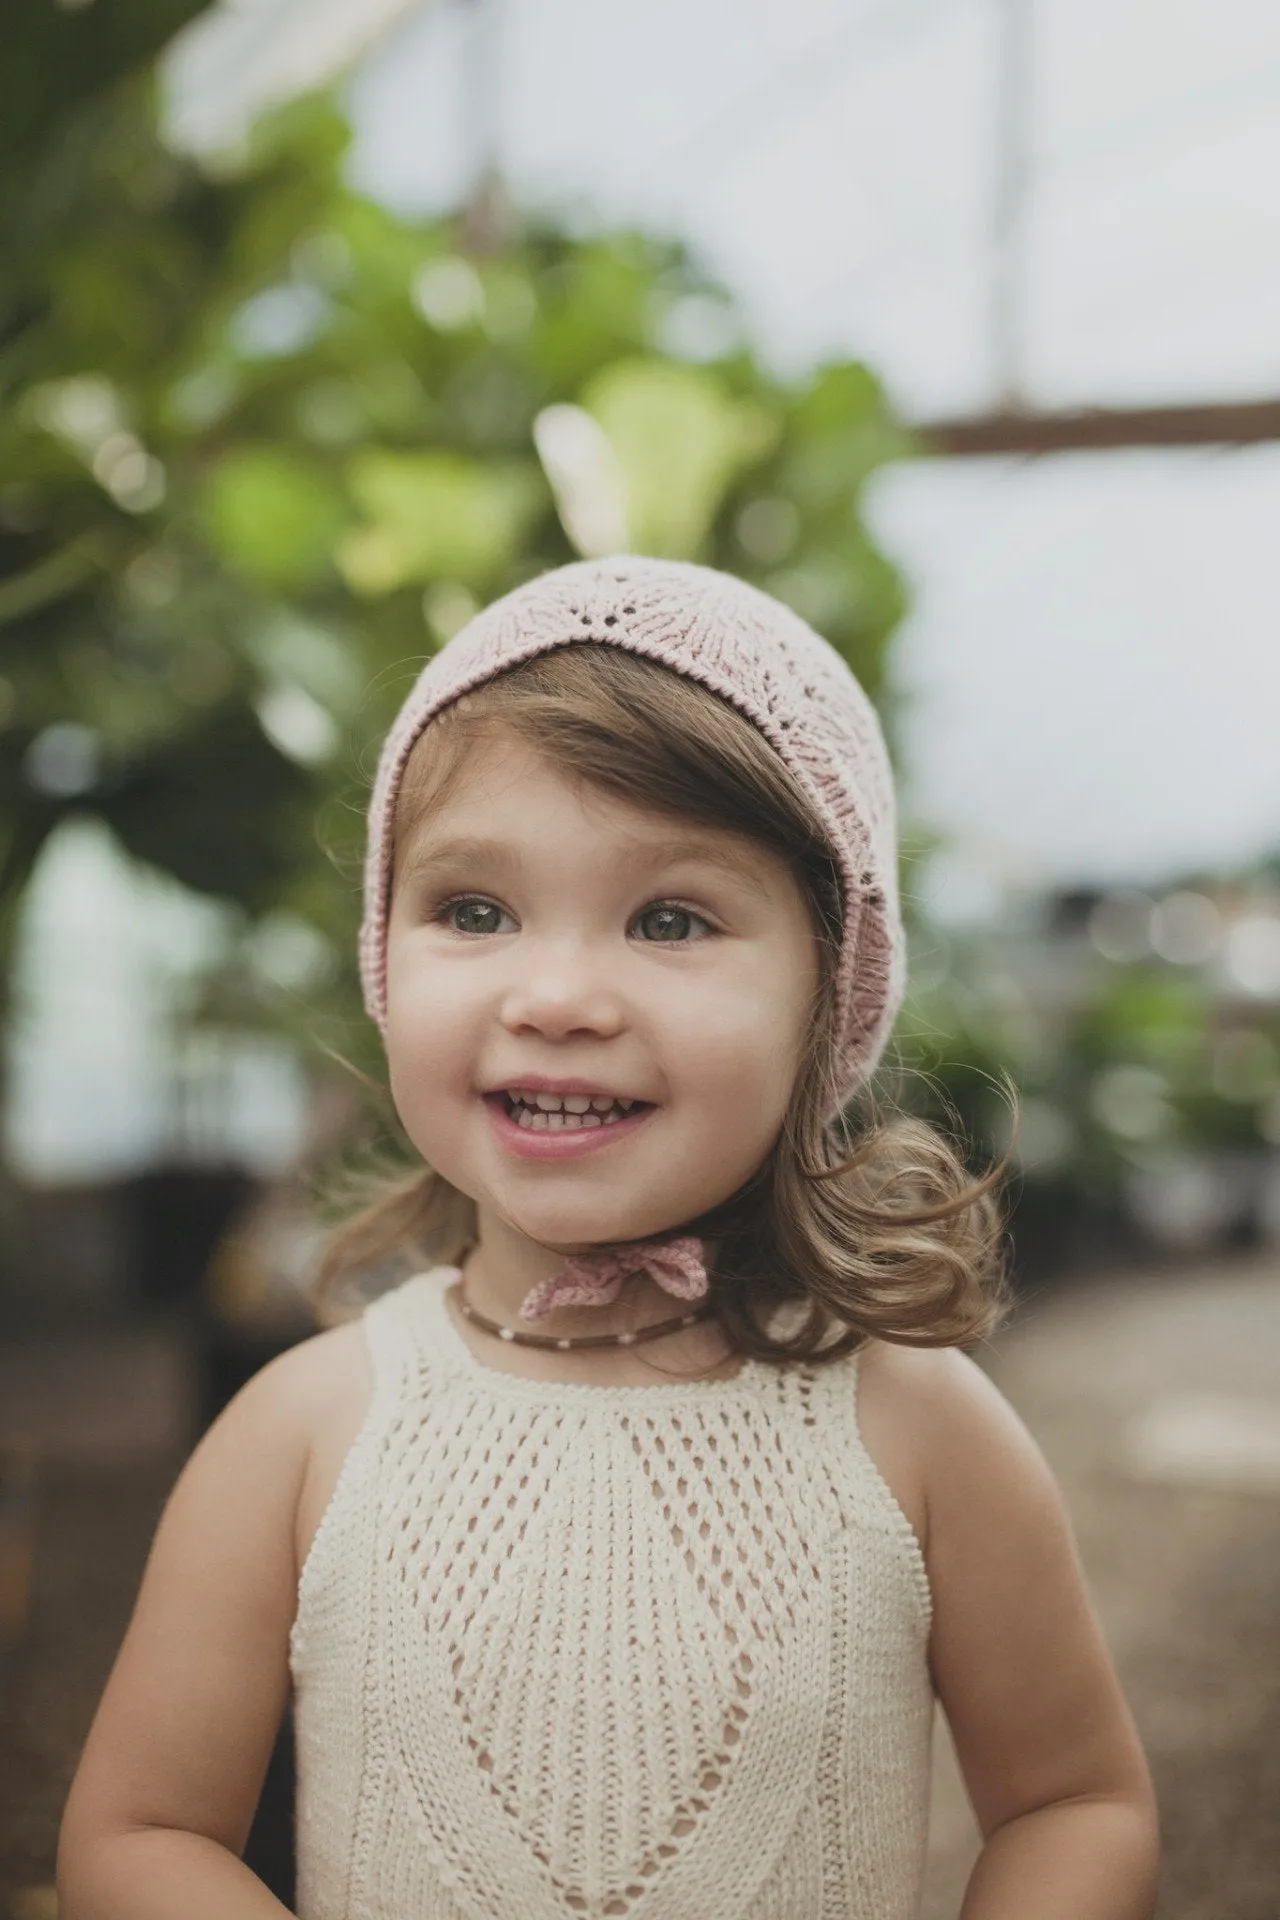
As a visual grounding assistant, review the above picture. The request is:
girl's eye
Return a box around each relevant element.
[633,902,713,944]
[428,896,713,942]
[432,896,512,936]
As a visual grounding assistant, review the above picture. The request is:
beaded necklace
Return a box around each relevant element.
[456,1284,720,1350]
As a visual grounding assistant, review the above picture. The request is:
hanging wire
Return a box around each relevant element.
[811,47,1280,308]
[699,0,1280,427]
[651,0,968,185]
[990,0,1033,404]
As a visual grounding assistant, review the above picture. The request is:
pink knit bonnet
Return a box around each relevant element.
[360,554,906,1117]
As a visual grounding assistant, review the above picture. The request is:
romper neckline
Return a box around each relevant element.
[412,1266,787,1405]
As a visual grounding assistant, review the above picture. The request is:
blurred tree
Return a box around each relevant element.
[0,10,911,1138]
[0,0,211,175]
[8,5,1274,1254]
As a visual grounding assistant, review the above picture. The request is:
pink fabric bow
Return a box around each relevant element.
[518,1235,708,1323]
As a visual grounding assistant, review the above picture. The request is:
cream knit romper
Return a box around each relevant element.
[288,1269,936,1920]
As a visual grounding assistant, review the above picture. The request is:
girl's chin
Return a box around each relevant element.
[501,1223,658,1256]
[478,1209,681,1257]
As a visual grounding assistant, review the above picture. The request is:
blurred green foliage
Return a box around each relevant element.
[893,870,1280,1256]
[0,11,909,1120]
[9,6,1273,1242]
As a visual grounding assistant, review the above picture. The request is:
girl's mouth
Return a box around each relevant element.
[482,1092,656,1158]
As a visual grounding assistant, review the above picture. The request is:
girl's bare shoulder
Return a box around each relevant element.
[59,1316,371,1855]
[852,1337,1016,1565]
[859,1339,1156,1838]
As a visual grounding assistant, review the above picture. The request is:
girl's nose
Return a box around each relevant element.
[498,941,626,1039]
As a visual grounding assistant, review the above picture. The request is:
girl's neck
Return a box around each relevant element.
[447,1239,741,1388]
[457,1227,722,1345]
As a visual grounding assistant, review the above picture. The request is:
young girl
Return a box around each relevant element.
[58,557,1159,1919]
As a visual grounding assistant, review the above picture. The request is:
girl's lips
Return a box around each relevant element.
[482,1092,655,1159]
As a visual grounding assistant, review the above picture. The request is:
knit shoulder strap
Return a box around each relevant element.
[289,1272,442,1667]
[798,1342,934,1636]
[359,1267,440,1386]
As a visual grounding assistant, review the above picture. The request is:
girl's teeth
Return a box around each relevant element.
[511,1090,637,1112]
[512,1104,625,1130]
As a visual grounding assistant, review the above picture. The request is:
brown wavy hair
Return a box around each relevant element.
[312,643,1014,1361]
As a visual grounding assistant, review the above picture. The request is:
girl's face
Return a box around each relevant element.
[385,729,821,1260]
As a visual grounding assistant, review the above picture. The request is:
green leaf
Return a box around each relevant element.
[582,359,777,559]
[199,445,345,590]
[0,0,214,175]
[337,450,545,596]
[0,532,110,626]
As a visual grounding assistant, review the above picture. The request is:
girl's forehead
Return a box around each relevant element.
[395,738,791,901]
[401,801,774,886]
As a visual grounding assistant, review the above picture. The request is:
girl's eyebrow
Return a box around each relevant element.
[399,832,770,901]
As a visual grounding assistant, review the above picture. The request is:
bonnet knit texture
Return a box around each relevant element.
[361,556,906,1109]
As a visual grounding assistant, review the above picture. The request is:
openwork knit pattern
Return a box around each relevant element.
[289,1271,935,1919]
[359,557,906,1110]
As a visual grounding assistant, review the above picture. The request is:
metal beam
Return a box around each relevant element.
[915,399,1280,458]
[990,0,1034,407]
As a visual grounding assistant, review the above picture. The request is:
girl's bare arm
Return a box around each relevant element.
[902,1343,1161,1920]
[56,1335,331,1918]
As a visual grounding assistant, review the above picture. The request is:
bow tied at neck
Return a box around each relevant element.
[518,1235,708,1323]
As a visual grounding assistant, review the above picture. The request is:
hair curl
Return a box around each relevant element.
[312,644,1014,1362]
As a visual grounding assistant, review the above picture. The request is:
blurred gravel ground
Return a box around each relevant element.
[2,1256,1278,1918]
